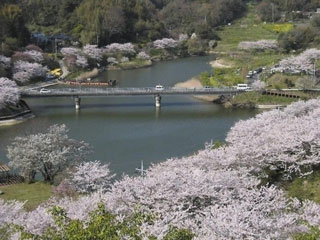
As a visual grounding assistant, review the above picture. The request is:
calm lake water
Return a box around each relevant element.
[0,56,258,175]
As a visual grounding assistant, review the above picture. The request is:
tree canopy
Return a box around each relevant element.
[7,124,92,183]
[0,0,247,47]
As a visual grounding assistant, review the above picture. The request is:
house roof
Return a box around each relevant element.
[0,163,10,172]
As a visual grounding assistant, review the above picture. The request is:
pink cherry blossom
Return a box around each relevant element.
[0,77,20,109]
[153,38,179,49]
[83,44,103,61]
[0,55,11,69]
[238,40,278,51]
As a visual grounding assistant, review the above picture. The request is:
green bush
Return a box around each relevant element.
[278,26,317,52]
[201,68,242,87]
[21,204,194,240]
[0,65,8,78]
[163,227,194,240]
[187,38,206,56]
[149,48,164,57]
[286,171,320,203]
[293,225,320,240]
[195,24,220,40]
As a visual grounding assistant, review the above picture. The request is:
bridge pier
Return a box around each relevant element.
[154,94,161,108]
[74,96,81,110]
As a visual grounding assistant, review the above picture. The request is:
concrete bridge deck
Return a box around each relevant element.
[20,87,243,110]
[20,87,240,97]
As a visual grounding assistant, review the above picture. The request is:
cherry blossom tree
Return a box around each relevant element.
[64,55,77,69]
[104,43,136,55]
[12,60,48,83]
[238,40,278,51]
[83,44,103,61]
[179,34,189,42]
[251,80,266,90]
[0,55,11,69]
[60,47,80,56]
[0,77,20,109]
[120,56,129,63]
[61,47,88,69]
[53,179,77,198]
[226,98,320,178]
[75,55,88,68]
[25,44,43,53]
[69,160,115,193]
[136,52,150,60]
[2,99,320,239]
[0,199,25,227]
[11,50,43,63]
[7,124,92,183]
[273,48,320,74]
[153,38,179,49]
[107,57,118,64]
[11,51,34,62]
[23,50,44,63]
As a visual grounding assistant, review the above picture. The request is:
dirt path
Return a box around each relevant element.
[210,59,232,68]
[174,78,219,102]
[59,60,69,79]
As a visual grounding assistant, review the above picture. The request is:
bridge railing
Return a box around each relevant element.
[21,87,240,96]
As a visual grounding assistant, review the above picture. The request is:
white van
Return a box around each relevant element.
[236,84,251,91]
[155,84,164,91]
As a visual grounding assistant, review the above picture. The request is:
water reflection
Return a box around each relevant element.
[0,56,258,175]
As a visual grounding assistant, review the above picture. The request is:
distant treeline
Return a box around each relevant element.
[0,0,247,48]
[255,0,320,22]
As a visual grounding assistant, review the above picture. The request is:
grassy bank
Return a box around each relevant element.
[0,182,53,211]
[230,92,303,107]
[285,171,320,204]
[203,3,292,88]
[117,59,152,70]
[214,4,278,53]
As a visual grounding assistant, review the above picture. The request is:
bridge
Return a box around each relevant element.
[21,87,242,109]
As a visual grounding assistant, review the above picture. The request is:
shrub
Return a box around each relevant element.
[278,26,317,52]
[187,38,206,56]
[263,23,294,33]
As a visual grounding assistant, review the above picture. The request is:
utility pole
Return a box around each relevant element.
[313,58,317,84]
[55,38,58,54]
[95,0,99,46]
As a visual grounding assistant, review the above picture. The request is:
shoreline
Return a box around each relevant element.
[173,78,220,102]
[209,59,232,68]
[0,112,35,126]
[173,78,292,109]
[0,100,34,126]
[107,60,153,71]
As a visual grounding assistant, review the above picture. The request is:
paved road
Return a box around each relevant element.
[21,87,242,98]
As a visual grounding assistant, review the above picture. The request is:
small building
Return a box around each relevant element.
[0,163,10,183]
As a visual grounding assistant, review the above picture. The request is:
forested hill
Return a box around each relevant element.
[0,0,247,46]
[2,0,320,48]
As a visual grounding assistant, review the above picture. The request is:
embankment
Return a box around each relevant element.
[0,100,34,126]
[174,78,220,102]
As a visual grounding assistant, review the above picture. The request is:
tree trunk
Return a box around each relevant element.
[27,170,36,183]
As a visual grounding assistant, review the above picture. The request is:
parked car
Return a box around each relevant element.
[50,68,62,77]
[45,74,56,81]
[236,84,251,91]
[40,88,51,93]
[255,68,262,74]
[155,85,164,91]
